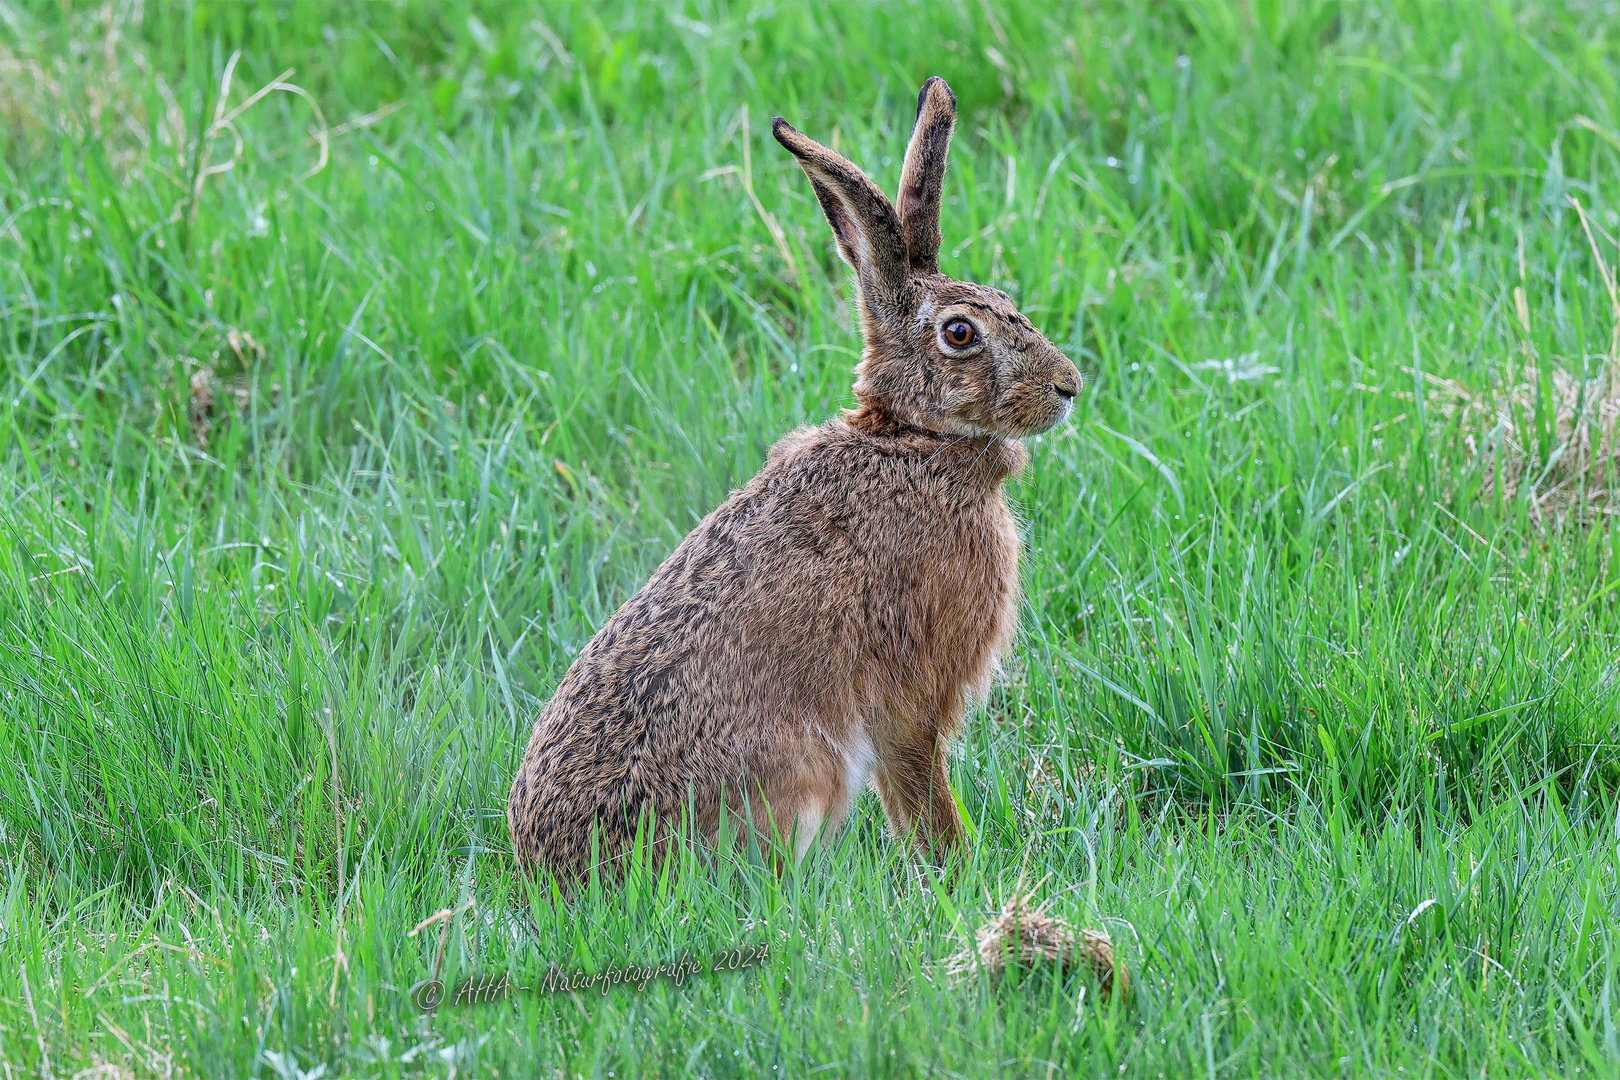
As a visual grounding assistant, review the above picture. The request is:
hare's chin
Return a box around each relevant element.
[1018,402,1073,438]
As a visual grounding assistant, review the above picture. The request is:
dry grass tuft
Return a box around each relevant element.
[945,883,1127,998]
[1416,357,1620,525]
[1428,199,1620,527]
[70,1057,137,1080]
[1466,363,1620,523]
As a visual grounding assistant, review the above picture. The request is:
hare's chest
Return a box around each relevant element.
[901,493,1022,689]
[970,497,1023,659]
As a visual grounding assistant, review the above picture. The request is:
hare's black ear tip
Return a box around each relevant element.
[770,116,797,147]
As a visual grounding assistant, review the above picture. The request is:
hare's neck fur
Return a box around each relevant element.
[843,402,1027,483]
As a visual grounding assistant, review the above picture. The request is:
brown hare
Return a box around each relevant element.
[508,77,1081,882]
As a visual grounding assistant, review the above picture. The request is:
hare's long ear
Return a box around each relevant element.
[772,117,911,311]
[895,77,956,275]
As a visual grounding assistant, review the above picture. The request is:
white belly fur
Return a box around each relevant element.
[841,726,877,799]
[794,725,876,862]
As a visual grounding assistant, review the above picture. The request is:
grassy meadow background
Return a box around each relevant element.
[3,0,1620,1075]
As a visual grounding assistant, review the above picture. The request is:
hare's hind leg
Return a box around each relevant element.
[872,734,964,862]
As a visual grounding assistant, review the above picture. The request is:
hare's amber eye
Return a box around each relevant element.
[943,320,977,348]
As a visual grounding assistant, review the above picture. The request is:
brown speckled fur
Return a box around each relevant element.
[508,78,1082,882]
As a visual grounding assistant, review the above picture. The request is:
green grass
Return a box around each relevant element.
[2,0,1620,1075]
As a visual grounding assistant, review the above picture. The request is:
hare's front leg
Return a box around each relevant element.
[872,733,964,862]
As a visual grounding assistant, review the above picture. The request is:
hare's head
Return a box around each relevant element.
[774,78,1081,439]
